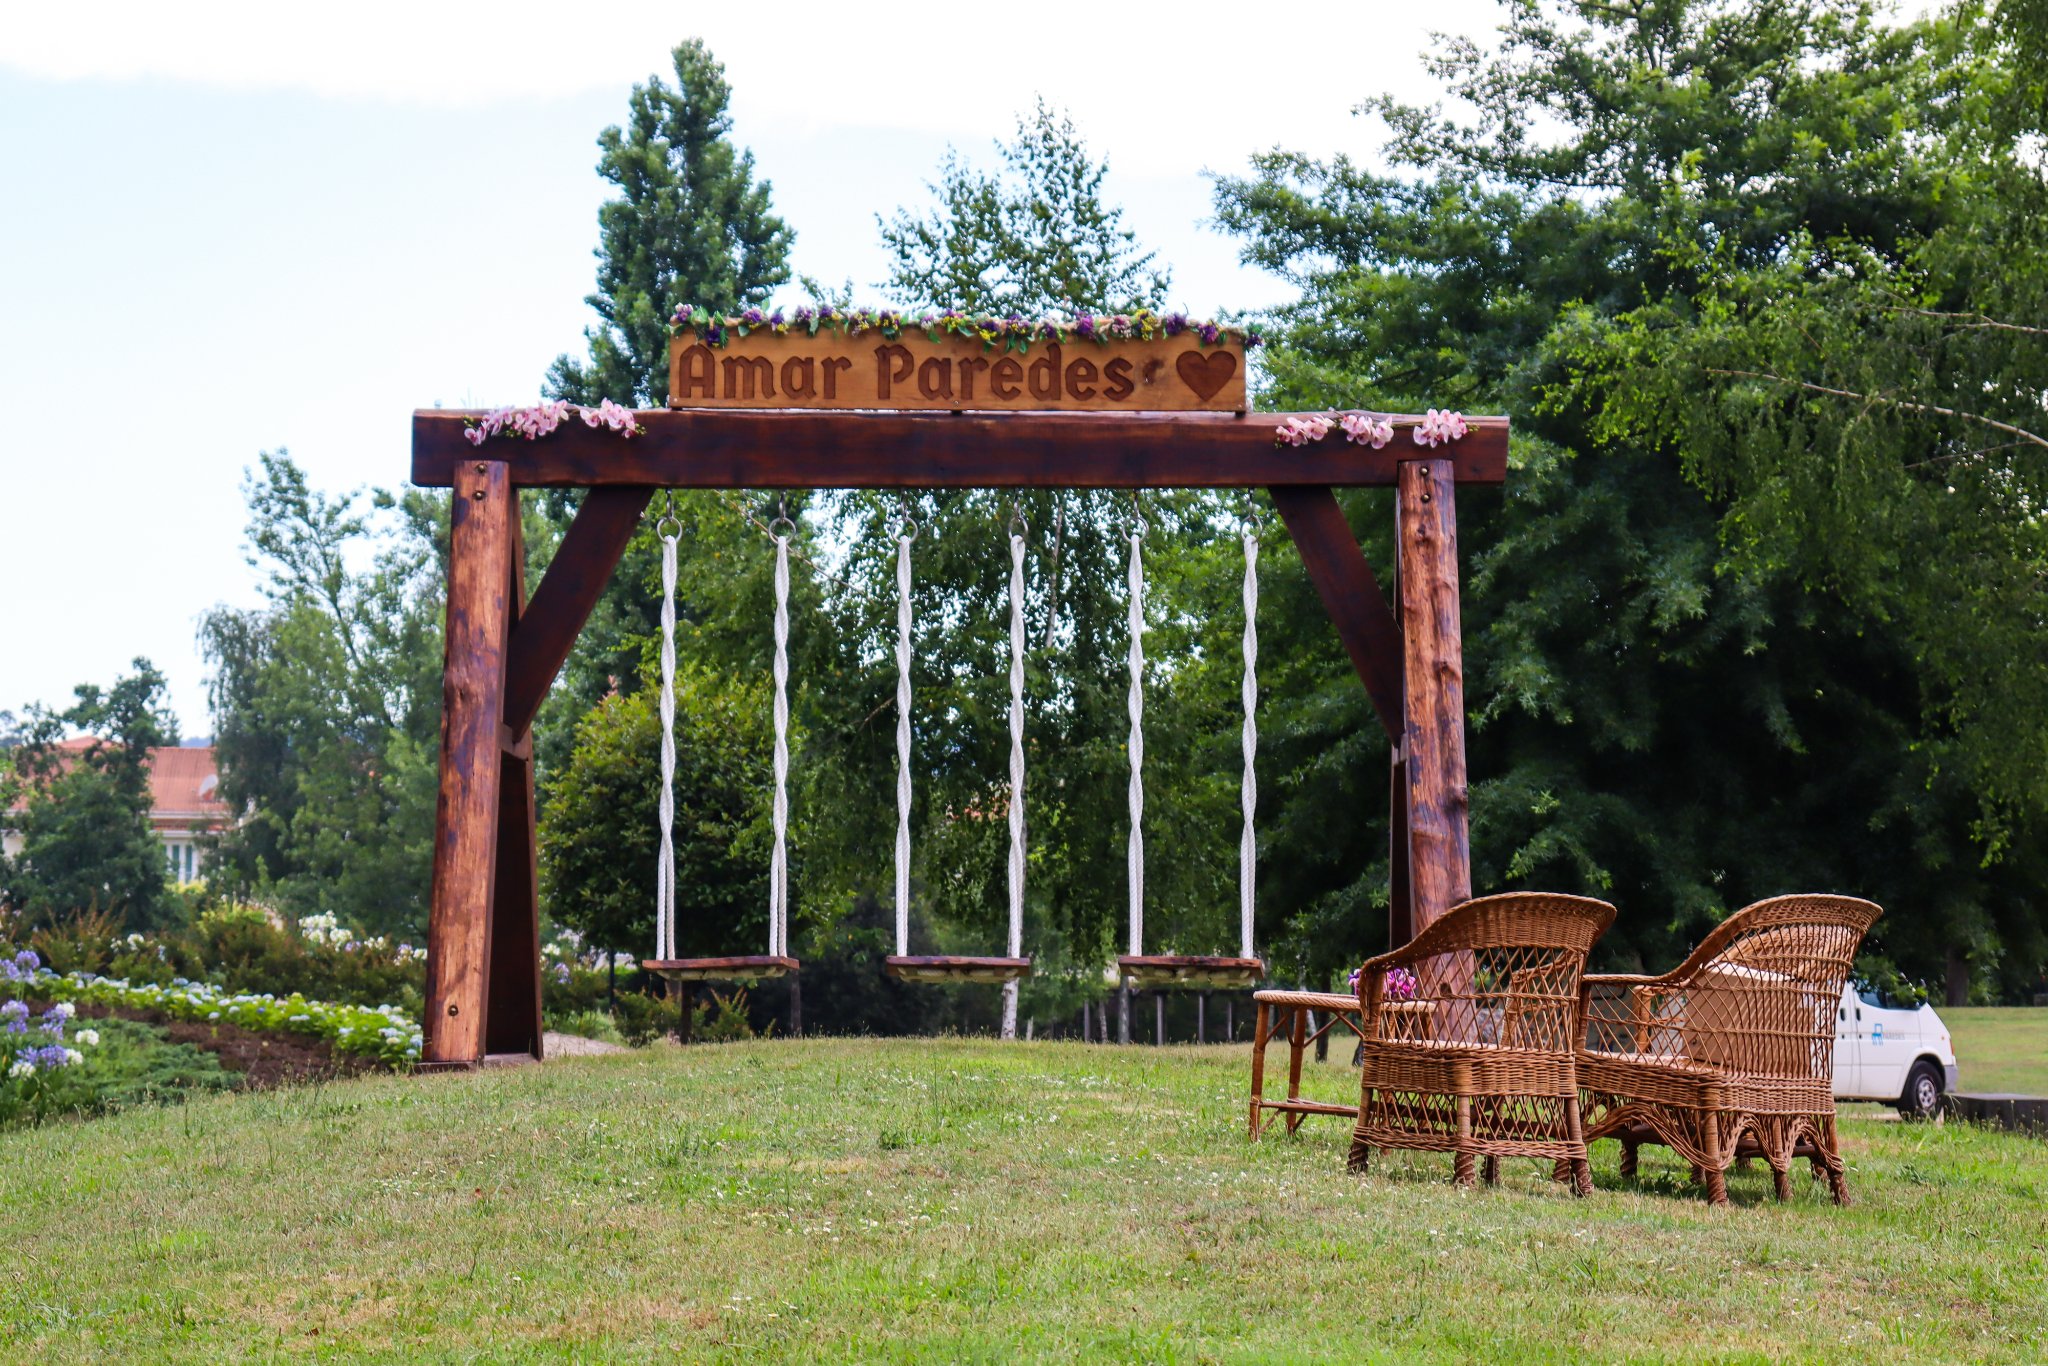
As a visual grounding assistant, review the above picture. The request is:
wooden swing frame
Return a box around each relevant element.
[411,407,1504,1068]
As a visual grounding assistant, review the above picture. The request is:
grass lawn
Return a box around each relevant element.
[1946,1008,2048,1095]
[4,1039,2045,1363]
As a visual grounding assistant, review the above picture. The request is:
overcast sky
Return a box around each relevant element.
[0,0,1517,731]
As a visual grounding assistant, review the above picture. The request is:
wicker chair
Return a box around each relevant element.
[1577,895,1882,1207]
[1347,892,1617,1193]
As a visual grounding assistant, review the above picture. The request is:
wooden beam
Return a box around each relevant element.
[1268,486,1404,741]
[411,410,1508,490]
[501,486,653,737]
[1389,746,1414,947]
[1395,460,1472,933]
[424,459,515,1067]
[485,507,544,1060]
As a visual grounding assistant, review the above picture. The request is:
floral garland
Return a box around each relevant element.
[1275,408,1469,449]
[464,398,642,446]
[670,303,1262,354]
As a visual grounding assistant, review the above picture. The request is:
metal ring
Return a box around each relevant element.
[894,515,920,543]
[1241,493,1264,534]
[767,516,797,538]
[1008,503,1028,539]
[655,515,682,539]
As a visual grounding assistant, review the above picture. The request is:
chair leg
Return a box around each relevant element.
[1565,1094,1593,1197]
[1481,1154,1500,1186]
[1453,1095,1476,1188]
[1618,1139,1638,1179]
[1248,1001,1273,1139]
[1771,1163,1792,1202]
[1284,1006,1308,1135]
[1700,1117,1729,1207]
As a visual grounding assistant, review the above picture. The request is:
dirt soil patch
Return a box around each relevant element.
[57,1001,385,1089]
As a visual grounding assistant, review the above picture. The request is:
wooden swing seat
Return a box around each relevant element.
[1116,954,1265,988]
[642,955,798,983]
[884,955,1032,984]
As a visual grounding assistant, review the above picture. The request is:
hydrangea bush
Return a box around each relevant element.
[4,949,421,1068]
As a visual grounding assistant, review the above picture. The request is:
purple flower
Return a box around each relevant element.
[1243,325,1265,348]
[793,305,815,325]
[769,308,786,327]
[1163,311,1189,337]
[704,323,726,345]
[1198,322,1221,345]
[741,307,765,326]
[672,303,694,325]
[34,1043,69,1069]
[0,1001,26,1023]
[1073,311,1097,339]
[818,304,838,322]
[1106,314,1134,338]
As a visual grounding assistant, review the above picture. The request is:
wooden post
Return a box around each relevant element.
[1197,992,1207,1044]
[1395,459,1471,932]
[483,507,543,1060]
[1155,991,1165,1046]
[1389,745,1414,946]
[1225,997,1234,1043]
[424,460,515,1068]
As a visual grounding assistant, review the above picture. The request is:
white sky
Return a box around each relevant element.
[0,0,1512,731]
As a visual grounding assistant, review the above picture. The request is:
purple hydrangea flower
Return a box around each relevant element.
[740,307,765,326]
[1107,314,1134,338]
[704,323,726,345]
[1073,312,1097,340]
[1198,321,1221,345]
[769,308,786,327]
[793,305,815,325]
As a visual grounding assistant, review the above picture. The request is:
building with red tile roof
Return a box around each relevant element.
[2,740,235,883]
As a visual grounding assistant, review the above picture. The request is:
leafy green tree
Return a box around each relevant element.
[881,98,1168,316]
[547,38,794,408]
[537,667,773,972]
[1,660,179,931]
[198,453,446,936]
[1211,0,2048,999]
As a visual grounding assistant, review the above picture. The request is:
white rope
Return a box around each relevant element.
[1126,530,1145,958]
[655,531,678,961]
[1240,531,1259,960]
[769,531,791,957]
[1002,530,1027,1038]
[894,532,913,958]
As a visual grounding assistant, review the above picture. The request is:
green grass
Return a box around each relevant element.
[1947,1008,2048,1095]
[4,1039,2045,1363]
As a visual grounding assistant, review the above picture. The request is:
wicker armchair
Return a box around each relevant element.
[1348,892,1617,1193]
[1577,895,1881,1207]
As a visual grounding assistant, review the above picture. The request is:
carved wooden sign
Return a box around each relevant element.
[667,331,1247,412]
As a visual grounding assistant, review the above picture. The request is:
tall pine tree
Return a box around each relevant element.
[548,39,794,408]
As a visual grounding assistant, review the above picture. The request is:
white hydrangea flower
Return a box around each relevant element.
[52,1002,75,1020]
[7,1060,34,1079]
[74,1029,100,1047]
[63,1048,83,1066]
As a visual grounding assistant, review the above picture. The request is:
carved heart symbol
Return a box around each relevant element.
[1174,350,1238,402]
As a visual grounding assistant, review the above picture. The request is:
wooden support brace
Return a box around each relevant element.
[485,510,543,1060]
[1395,460,1472,934]
[424,460,515,1067]
[1268,486,1403,740]
[502,486,654,737]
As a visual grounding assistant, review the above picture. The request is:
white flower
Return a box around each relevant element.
[74,1029,100,1047]
[63,1049,83,1066]
[52,1002,75,1020]
[7,1060,33,1079]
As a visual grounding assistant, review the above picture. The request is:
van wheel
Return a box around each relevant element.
[1899,1060,1944,1119]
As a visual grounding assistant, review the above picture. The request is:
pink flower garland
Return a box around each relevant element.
[1412,408,1469,447]
[464,399,643,446]
[1275,409,1468,450]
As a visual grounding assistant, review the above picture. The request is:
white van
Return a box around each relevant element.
[1834,982,1958,1116]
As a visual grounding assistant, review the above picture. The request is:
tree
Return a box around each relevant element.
[880,99,1169,316]
[1,660,179,931]
[1211,0,2048,998]
[538,667,774,973]
[547,38,794,409]
[199,453,447,936]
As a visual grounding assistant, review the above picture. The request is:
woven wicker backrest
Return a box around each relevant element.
[1592,895,1880,1078]
[1373,892,1617,1054]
